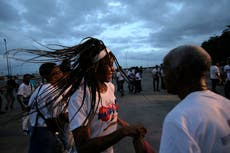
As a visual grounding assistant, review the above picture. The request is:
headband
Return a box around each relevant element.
[93,48,111,63]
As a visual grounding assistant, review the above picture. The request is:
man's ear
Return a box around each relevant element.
[174,65,185,81]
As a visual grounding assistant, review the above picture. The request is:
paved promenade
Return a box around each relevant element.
[0,71,225,153]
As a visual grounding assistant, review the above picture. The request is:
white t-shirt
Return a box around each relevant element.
[17,82,34,98]
[159,90,230,153]
[135,72,142,80]
[152,68,160,78]
[68,82,118,153]
[224,64,230,81]
[28,84,64,127]
[210,65,220,79]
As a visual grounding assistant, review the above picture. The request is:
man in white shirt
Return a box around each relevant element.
[152,65,160,92]
[224,57,230,99]
[116,68,125,96]
[17,74,35,134]
[210,62,221,92]
[17,74,34,111]
[156,45,230,153]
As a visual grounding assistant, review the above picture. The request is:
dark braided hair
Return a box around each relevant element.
[10,37,130,125]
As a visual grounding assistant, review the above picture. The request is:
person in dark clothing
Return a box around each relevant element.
[152,65,160,92]
[5,76,18,110]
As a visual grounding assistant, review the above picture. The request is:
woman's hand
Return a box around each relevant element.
[118,117,146,138]
[122,124,147,139]
[117,117,129,127]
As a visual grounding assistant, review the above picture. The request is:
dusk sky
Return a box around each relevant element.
[0,0,230,75]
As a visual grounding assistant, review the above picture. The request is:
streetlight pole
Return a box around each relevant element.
[125,51,128,68]
[3,38,10,76]
[125,52,127,68]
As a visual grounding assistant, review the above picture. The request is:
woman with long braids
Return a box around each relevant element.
[67,38,148,153]
[11,37,148,153]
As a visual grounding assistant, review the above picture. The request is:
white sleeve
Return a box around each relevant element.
[35,84,56,118]
[68,85,90,131]
[28,86,40,106]
[224,65,227,72]
[17,84,24,96]
[159,116,201,153]
[152,69,156,75]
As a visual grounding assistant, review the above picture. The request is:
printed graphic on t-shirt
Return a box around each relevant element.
[98,104,119,132]
[98,104,118,122]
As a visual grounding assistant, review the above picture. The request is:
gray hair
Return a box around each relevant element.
[164,45,211,76]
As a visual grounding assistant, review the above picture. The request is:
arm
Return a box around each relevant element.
[72,125,146,153]
[17,94,27,111]
[118,117,157,153]
[117,117,129,127]
[133,138,157,153]
[17,84,26,111]
[69,84,146,152]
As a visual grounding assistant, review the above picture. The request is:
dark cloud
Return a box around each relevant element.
[1,0,230,74]
[0,1,20,22]
[147,0,230,48]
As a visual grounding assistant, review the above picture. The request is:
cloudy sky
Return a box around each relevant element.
[0,0,230,75]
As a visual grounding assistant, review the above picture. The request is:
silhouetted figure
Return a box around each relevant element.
[210,62,221,92]
[224,57,230,99]
[5,76,18,110]
[152,65,160,92]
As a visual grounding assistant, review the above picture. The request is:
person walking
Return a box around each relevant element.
[224,57,230,99]
[127,68,136,93]
[5,76,18,110]
[135,68,142,93]
[17,74,34,111]
[210,62,221,92]
[116,67,125,96]
[152,65,160,92]
[160,64,165,90]
[17,74,35,134]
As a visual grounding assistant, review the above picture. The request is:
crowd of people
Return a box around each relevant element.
[0,37,229,153]
[209,58,230,99]
[114,66,144,96]
[0,75,38,114]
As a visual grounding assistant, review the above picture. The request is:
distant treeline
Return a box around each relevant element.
[201,25,230,65]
